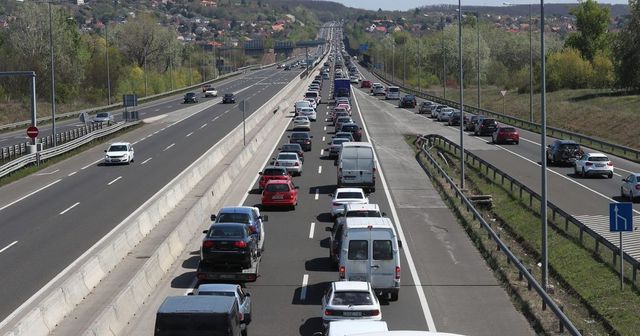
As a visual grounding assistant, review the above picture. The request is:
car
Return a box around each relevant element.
[399,95,416,108]
[492,126,520,144]
[339,123,362,141]
[437,107,455,122]
[334,116,353,132]
[385,86,400,100]
[418,101,434,114]
[372,84,385,96]
[190,284,252,324]
[303,98,318,110]
[430,104,446,118]
[204,87,218,97]
[447,111,466,126]
[574,152,614,178]
[279,143,305,163]
[327,138,351,158]
[546,140,584,166]
[104,142,134,165]
[474,117,498,135]
[184,92,199,104]
[222,93,236,104]
[335,97,351,106]
[335,103,351,113]
[333,132,355,142]
[272,152,303,176]
[299,107,317,122]
[294,100,312,115]
[201,223,258,269]
[621,173,640,202]
[277,63,284,69]
[331,108,349,122]
[349,76,360,84]
[202,84,213,92]
[261,180,298,210]
[284,65,292,71]
[289,131,313,151]
[330,188,369,219]
[322,73,330,79]
[466,115,482,131]
[305,91,321,104]
[361,80,372,88]
[308,85,320,92]
[92,112,114,124]
[292,116,311,131]
[258,166,291,190]
[210,206,267,247]
[321,281,382,328]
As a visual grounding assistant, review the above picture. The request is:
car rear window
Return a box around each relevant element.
[278,154,298,160]
[209,226,244,238]
[333,139,350,145]
[291,133,309,139]
[348,240,368,260]
[216,213,251,224]
[346,210,380,217]
[588,156,609,162]
[305,92,318,97]
[373,240,393,260]
[265,183,290,192]
[337,117,351,122]
[389,87,399,92]
[341,125,358,132]
[264,168,286,176]
[197,291,235,297]
[336,192,364,199]
[282,144,301,151]
[331,291,373,306]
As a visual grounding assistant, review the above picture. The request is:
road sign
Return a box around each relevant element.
[610,203,633,232]
[500,90,508,97]
[123,94,138,107]
[240,100,250,113]
[26,126,39,139]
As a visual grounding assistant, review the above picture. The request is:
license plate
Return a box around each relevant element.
[219,274,235,279]
[343,311,362,317]
[272,195,283,200]
[596,164,605,167]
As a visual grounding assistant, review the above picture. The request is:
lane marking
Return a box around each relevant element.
[141,158,152,165]
[323,126,327,131]
[35,169,59,176]
[320,149,324,156]
[154,109,160,112]
[212,116,219,121]
[322,136,325,142]
[315,188,319,200]
[68,171,77,177]
[200,123,208,129]
[352,87,438,331]
[300,274,309,301]
[107,176,122,186]
[0,179,62,212]
[59,202,80,215]
[318,166,322,174]
[0,241,18,254]
[186,132,193,137]
[309,222,315,239]
[81,159,102,170]
[164,143,175,151]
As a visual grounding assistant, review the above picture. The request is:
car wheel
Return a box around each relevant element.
[608,172,613,179]
[241,324,248,336]
[390,291,399,301]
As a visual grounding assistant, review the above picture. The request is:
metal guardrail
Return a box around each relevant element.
[371,69,640,163]
[0,121,139,179]
[420,134,640,287]
[415,134,581,335]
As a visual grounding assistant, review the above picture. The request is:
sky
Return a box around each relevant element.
[326,0,629,11]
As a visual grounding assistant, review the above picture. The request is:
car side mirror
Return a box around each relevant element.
[202,230,208,234]
[210,214,216,221]
[382,212,387,217]
[258,172,263,175]
[622,178,626,182]
[310,136,314,138]
[245,293,251,297]
[261,215,268,222]
[398,240,403,248]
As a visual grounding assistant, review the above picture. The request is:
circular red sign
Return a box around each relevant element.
[26,126,39,139]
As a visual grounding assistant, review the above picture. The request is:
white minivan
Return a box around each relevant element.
[338,217,401,301]
[337,142,376,192]
[385,86,400,100]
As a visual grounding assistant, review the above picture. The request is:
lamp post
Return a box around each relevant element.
[442,28,447,99]
[392,43,395,80]
[105,21,112,105]
[418,39,422,92]
[529,3,534,123]
[476,12,481,109]
[458,0,465,189]
[539,0,549,292]
[48,2,57,146]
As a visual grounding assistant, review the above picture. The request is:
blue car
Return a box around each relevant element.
[211,206,267,252]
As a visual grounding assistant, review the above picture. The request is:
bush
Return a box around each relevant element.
[546,48,593,91]
[486,60,509,88]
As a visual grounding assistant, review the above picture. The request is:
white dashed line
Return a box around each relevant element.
[186,132,193,137]
[0,241,18,254]
[154,109,160,112]
[164,143,175,151]
[300,274,309,301]
[81,159,102,170]
[0,179,62,212]
[141,158,152,165]
[318,166,322,174]
[200,123,208,129]
[324,126,327,131]
[315,188,319,200]
[107,176,122,185]
[322,136,325,142]
[68,171,77,177]
[320,149,324,156]
[59,202,80,215]
[309,222,315,239]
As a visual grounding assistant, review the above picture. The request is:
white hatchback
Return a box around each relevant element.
[330,188,369,219]
[104,142,134,165]
[574,152,613,178]
[321,281,381,328]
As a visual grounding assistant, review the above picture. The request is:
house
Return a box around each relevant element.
[272,23,284,32]
[375,26,387,33]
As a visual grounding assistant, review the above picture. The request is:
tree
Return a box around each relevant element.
[546,48,593,91]
[115,13,175,68]
[564,0,610,61]
[614,0,640,90]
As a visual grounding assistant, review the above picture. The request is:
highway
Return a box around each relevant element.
[119,41,533,336]
[0,64,309,322]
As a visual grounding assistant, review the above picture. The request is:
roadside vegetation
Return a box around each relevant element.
[404,135,640,335]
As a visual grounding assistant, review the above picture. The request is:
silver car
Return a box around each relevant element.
[292,116,311,131]
[272,152,303,176]
[621,173,640,202]
[93,112,114,124]
[327,138,351,158]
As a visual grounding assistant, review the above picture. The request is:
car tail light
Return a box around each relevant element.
[366,309,380,316]
[607,161,613,166]
[234,241,247,248]
[324,309,334,316]
[395,266,401,280]
[203,241,215,249]
[635,185,640,190]
[339,266,345,279]
[585,162,593,166]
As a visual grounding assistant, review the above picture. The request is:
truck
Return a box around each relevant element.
[334,78,351,99]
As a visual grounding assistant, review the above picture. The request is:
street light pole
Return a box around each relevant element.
[476,12,481,108]
[529,3,534,123]
[418,39,422,92]
[442,29,447,99]
[392,43,395,80]
[540,0,549,291]
[458,0,465,189]
[49,2,57,146]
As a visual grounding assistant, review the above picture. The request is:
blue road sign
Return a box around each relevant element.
[610,203,633,232]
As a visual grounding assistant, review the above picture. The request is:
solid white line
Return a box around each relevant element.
[164,143,175,151]
[107,176,122,186]
[309,222,315,239]
[320,149,324,156]
[315,188,319,200]
[59,202,80,215]
[0,241,18,254]
[200,123,208,129]
[81,159,102,170]
[35,169,59,176]
[141,158,152,165]
[318,166,322,174]
[300,274,309,301]
[186,132,193,137]
[68,171,77,177]
[0,179,62,212]
[352,87,438,331]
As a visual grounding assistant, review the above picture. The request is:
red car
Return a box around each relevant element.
[492,126,520,144]
[258,166,292,190]
[261,180,299,210]
[361,80,372,88]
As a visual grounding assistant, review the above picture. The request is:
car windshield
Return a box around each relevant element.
[483,119,496,124]
[279,154,298,160]
[294,117,308,122]
[332,139,349,145]
[216,213,251,224]
[209,226,244,238]
[96,113,109,118]
[186,93,195,97]
[337,117,351,122]
[282,144,301,151]
[291,133,309,139]
[588,156,609,162]
[225,94,233,97]
[336,192,363,199]
[197,291,234,297]
[108,145,127,152]
[331,291,373,306]
[265,183,290,192]
[264,168,287,176]
[346,210,380,217]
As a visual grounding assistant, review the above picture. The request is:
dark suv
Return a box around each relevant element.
[339,123,362,141]
[546,140,584,166]
[399,95,417,108]
[183,92,198,104]
[222,93,236,104]
[474,118,498,136]
[201,223,258,268]
[288,132,313,151]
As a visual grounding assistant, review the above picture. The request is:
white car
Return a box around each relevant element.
[93,112,114,124]
[437,108,455,122]
[299,107,317,121]
[303,97,317,109]
[330,188,369,219]
[321,281,381,328]
[295,100,312,115]
[372,85,385,96]
[191,283,252,323]
[104,142,134,165]
[204,88,218,97]
[273,152,303,176]
[349,76,360,84]
[621,173,640,201]
[292,116,311,131]
[574,152,614,178]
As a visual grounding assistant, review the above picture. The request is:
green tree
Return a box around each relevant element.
[546,48,594,91]
[564,0,610,61]
[115,13,176,68]
[591,50,614,88]
[614,0,640,89]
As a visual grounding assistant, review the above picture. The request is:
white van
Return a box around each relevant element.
[338,217,401,301]
[327,320,388,336]
[337,142,375,192]
[385,86,400,100]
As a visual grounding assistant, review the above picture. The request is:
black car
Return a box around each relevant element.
[339,123,362,141]
[184,92,198,104]
[284,65,291,71]
[288,132,313,151]
[222,93,236,104]
[399,95,417,108]
[474,118,498,136]
[546,140,584,166]
[201,223,258,269]
[279,143,305,163]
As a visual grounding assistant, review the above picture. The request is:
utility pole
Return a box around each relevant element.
[458,0,465,189]
[477,12,481,109]
[105,22,112,105]
[540,0,549,291]
[529,3,534,123]
[49,2,57,146]
[442,29,447,99]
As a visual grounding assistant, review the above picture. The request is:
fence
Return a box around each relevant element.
[419,134,640,288]
[371,69,640,163]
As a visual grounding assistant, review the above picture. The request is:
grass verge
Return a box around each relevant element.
[404,135,640,336]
